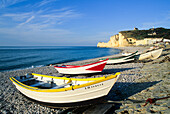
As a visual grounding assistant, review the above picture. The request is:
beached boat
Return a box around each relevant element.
[10,72,120,107]
[54,59,108,74]
[102,51,138,64]
[122,46,159,56]
[137,48,163,60]
[122,51,140,56]
[122,52,133,56]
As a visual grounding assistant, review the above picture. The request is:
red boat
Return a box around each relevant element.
[54,59,108,74]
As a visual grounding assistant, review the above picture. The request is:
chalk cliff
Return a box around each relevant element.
[97,33,130,47]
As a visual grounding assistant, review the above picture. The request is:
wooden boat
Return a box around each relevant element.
[54,59,108,74]
[121,47,158,56]
[137,48,163,60]
[102,51,138,64]
[122,51,139,56]
[122,52,133,56]
[10,72,120,107]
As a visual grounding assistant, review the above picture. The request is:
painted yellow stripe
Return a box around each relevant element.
[10,72,120,92]
[73,73,119,89]
[11,77,38,89]
[32,73,107,81]
[10,77,38,89]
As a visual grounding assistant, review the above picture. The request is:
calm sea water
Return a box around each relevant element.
[0,46,121,72]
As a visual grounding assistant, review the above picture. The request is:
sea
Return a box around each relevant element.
[0,46,121,72]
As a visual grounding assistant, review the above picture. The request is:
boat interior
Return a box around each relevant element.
[13,73,98,89]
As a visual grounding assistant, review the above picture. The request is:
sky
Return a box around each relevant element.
[0,0,170,46]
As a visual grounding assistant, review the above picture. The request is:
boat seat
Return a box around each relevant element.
[52,82,73,89]
[20,78,36,82]
[30,82,45,87]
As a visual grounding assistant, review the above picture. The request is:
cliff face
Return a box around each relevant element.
[97,33,130,47]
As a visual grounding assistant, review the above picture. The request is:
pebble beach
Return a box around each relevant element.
[0,46,169,114]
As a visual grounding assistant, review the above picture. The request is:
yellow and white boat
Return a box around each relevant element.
[10,72,120,107]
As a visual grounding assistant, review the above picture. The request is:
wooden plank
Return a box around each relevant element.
[83,104,113,114]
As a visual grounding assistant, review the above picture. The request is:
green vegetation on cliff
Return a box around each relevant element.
[120,27,170,40]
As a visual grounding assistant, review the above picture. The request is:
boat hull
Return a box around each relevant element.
[13,77,117,104]
[20,93,106,108]
[138,48,163,60]
[54,59,108,74]
[107,57,135,64]
[106,52,137,64]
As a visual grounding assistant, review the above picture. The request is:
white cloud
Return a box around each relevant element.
[37,0,58,7]
[142,12,170,29]
[18,16,35,26]
[0,25,75,45]
[3,12,33,22]
[0,0,26,8]
[1,7,81,28]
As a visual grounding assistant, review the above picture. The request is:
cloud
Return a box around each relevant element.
[0,0,26,8]
[18,16,35,26]
[2,12,33,22]
[1,7,81,28]
[38,0,58,7]
[0,24,75,46]
[142,12,170,29]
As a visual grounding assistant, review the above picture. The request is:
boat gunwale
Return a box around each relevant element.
[32,73,110,81]
[10,77,39,90]
[10,72,120,93]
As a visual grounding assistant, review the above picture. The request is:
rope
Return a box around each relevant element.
[143,96,170,106]
[105,96,170,106]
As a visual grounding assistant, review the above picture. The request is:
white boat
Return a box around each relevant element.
[103,51,138,64]
[10,72,120,107]
[122,52,133,56]
[54,59,108,74]
[138,48,163,60]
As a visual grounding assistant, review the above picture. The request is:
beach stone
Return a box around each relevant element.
[127,108,134,113]
[115,109,127,113]
[148,86,155,90]
[135,104,142,109]
[1,110,9,114]
[160,109,170,114]
[150,105,169,112]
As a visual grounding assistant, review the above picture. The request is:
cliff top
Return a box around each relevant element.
[120,27,170,40]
